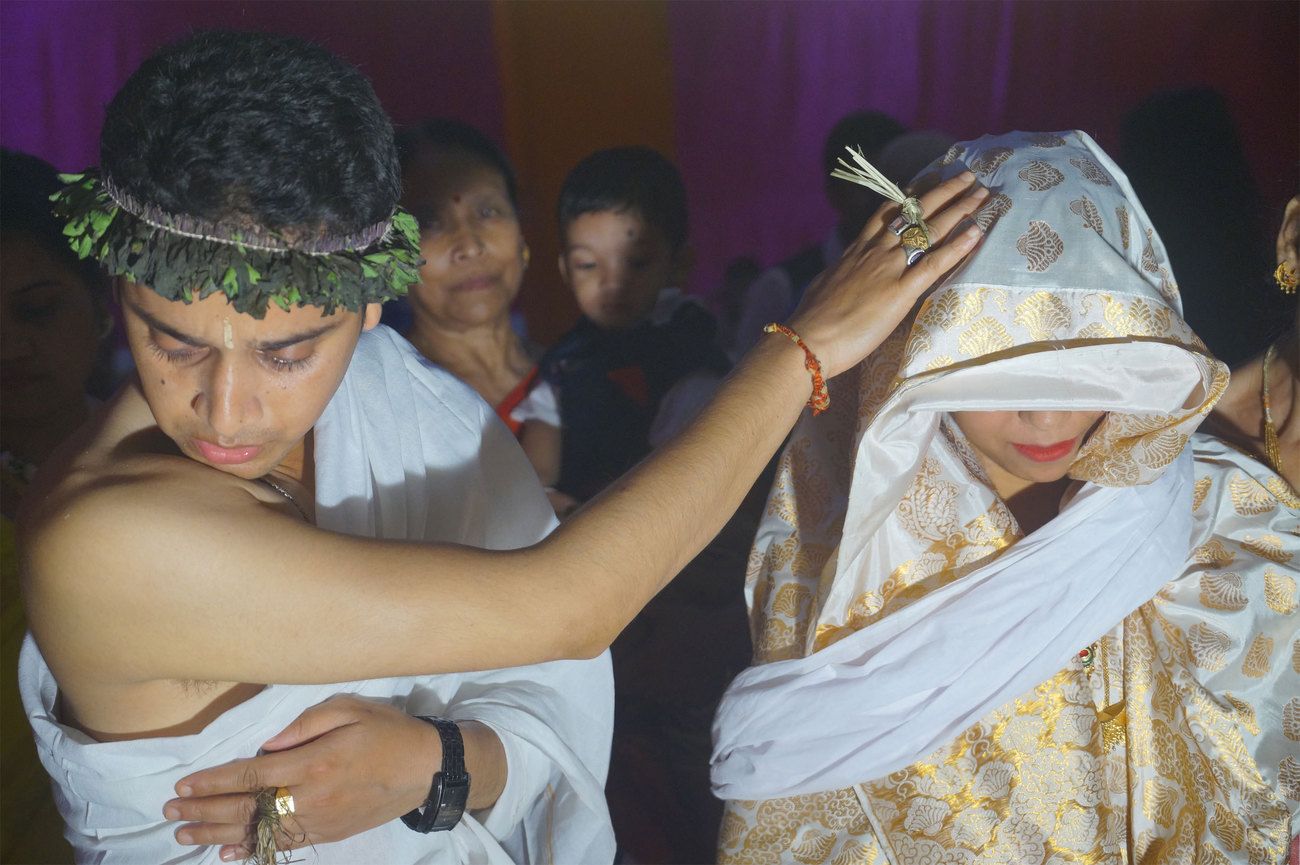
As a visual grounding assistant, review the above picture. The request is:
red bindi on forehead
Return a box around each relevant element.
[452,194,462,204]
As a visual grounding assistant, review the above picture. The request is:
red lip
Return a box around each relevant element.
[193,439,263,465]
[1012,437,1078,463]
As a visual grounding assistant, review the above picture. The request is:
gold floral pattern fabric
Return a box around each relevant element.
[720,439,1297,865]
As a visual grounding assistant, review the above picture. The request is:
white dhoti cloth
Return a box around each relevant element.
[20,325,616,864]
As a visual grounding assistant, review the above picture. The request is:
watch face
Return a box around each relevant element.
[401,717,471,833]
[429,772,470,831]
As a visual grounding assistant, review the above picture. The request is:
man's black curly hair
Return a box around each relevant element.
[396,118,519,209]
[99,30,400,236]
[557,146,688,251]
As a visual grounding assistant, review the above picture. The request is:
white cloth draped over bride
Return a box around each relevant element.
[712,131,1295,865]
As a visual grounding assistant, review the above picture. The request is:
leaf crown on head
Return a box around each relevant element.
[53,169,423,318]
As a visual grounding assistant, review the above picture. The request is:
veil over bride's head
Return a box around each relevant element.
[749,130,1228,662]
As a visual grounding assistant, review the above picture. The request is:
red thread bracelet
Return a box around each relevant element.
[763,322,830,415]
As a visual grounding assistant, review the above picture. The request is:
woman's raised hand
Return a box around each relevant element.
[788,171,989,379]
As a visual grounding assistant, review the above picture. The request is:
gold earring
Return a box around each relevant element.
[1276,261,1298,294]
[522,246,531,268]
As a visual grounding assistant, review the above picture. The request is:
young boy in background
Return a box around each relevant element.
[542,147,747,863]
[543,147,731,504]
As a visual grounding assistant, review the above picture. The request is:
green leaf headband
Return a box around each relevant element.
[52,170,422,318]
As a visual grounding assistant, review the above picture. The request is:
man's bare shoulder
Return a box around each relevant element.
[20,388,264,600]
[24,453,250,546]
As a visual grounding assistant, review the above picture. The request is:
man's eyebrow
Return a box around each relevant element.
[124,299,208,347]
[254,322,341,351]
[124,300,339,350]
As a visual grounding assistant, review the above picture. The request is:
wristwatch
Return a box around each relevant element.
[401,716,471,833]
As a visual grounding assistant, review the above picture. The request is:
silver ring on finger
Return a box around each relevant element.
[888,215,914,237]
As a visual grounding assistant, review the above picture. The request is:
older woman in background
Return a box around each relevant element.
[395,120,569,512]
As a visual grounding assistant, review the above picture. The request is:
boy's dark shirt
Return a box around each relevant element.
[542,301,730,501]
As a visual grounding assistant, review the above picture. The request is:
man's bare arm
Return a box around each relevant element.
[25,174,987,689]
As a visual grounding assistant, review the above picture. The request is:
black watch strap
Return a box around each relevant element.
[401,716,471,833]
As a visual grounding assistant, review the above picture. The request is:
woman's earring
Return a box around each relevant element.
[1276,261,1297,294]
[522,246,531,269]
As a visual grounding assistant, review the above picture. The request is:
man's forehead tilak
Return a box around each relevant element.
[125,287,347,351]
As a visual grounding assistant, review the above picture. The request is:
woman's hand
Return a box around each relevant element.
[788,171,988,378]
[164,695,441,860]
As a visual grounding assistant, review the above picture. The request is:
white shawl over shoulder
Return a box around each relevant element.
[20,326,615,864]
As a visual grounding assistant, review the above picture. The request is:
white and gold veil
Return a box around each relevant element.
[711,131,1229,801]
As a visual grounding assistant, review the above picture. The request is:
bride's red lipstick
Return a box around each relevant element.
[1012,437,1078,463]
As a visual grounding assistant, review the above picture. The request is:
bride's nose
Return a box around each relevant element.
[1018,411,1072,432]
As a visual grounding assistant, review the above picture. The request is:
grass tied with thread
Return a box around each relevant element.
[830,146,932,243]
[251,787,308,865]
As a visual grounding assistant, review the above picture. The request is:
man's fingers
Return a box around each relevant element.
[166,792,258,826]
[215,825,309,865]
[176,811,310,855]
[177,749,300,796]
[176,758,262,796]
[173,805,257,847]
[175,820,251,847]
[218,843,253,862]
[263,695,362,751]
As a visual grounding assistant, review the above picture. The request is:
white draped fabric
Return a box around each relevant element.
[19,325,615,864]
[711,449,1193,800]
[711,131,1221,802]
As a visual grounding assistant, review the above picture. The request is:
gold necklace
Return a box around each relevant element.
[1079,641,1126,751]
[1262,342,1286,475]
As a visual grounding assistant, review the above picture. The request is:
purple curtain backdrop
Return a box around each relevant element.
[667,0,1299,296]
[0,0,505,172]
[2,0,1295,305]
